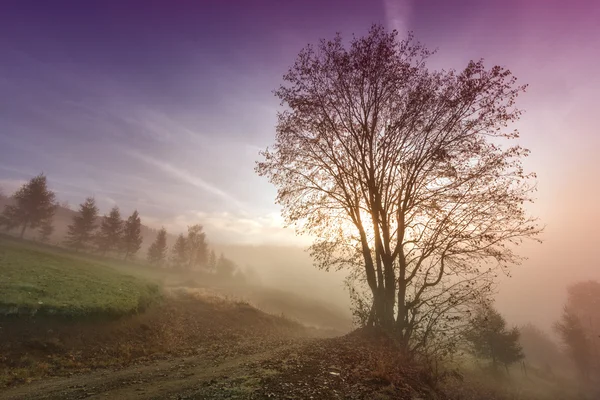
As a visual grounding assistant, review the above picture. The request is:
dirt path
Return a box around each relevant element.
[1,340,307,400]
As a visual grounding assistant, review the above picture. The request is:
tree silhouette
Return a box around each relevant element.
[170,233,188,269]
[256,25,541,351]
[555,281,600,381]
[64,197,99,252]
[216,253,236,278]
[465,304,524,371]
[147,227,168,266]
[121,210,143,260]
[96,206,123,255]
[207,249,217,272]
[0,174,57,238]
[186,224,208,270]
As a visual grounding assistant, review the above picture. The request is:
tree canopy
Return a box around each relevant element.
[147,227,168,266]
[65,197,99,251]
[0,174,57,238]
[96,206,123,255]
[465,304,524,370]
[256,25,541,352]
[122,210,143,260]
[170,233,188,269]
[186,224,208,270]
[555,280,600,381]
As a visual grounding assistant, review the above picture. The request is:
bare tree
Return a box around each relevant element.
[256,25,541,352]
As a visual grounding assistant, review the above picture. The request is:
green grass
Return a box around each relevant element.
[0,237,161,318]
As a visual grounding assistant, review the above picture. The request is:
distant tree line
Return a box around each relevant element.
[0,174,240,277]
[554,280,600,383]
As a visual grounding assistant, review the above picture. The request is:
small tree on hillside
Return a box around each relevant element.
[96,206,123,255]
[207,249,217,272]
[0,174,57,238]
[64,197,99,251]
[465,304,524,372]
[216,253,237,278]
[121,210,143,260]
[186,224,208,270]
[555,307,594,381]
[170,233,188,269]
[38,218,54,243]
[555,281,600,381]
[147,227,168,266]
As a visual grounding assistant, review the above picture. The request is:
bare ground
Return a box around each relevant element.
[0,294,439,400]
[1,332,438,400]
[0,340,307,400]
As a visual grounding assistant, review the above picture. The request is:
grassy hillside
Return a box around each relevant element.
[0,236,160,317]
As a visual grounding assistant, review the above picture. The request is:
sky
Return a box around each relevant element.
[1,0,599,330]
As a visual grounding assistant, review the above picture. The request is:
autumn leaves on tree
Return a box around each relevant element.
[257,25,541,352]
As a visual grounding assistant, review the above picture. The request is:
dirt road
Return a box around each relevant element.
[1,340,307,400]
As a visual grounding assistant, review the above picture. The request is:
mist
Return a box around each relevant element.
[1,1,599,399]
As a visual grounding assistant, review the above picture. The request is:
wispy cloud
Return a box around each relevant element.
[383,0,413,34]
[127,150,246,210]
[143,209,309,246]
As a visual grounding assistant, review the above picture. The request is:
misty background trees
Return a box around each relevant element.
[186,224,208,269]
[147,227,168,266]
[257,25,541,354]
[555,281,600,382]
[122,210,143,260]
[65,197,99,252]
[0,175,241,278]
[0,174,57,239]
[96,206,123,255]
[465,304,524,372]
[171,233,188,269]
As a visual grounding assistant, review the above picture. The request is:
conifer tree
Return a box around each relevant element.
[147,227,168,266]
[170,233,188,269]
[207,249,217,271]
[65,197,99,251]
[1,174,57,238]
[122,210,143,260]
[186,224,208,270]
[96,206,123,255]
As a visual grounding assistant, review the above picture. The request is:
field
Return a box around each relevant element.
[0,236,161,318]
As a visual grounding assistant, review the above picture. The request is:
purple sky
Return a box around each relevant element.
[2,1,600,328]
